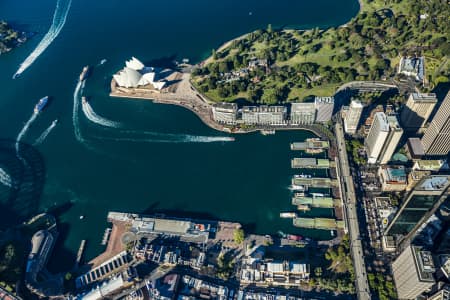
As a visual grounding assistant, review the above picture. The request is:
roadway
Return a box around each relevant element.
[335,122,371,300]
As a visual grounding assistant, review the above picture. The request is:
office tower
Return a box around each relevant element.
[422,90,450,156]
[344,100,363,134]
[378,115,404,164]
[400,93,437,132]
[365,112,390,164]
[428,284,450,300]
[385,175,450,245]
[392,245,435,300]
[314,97,334,123]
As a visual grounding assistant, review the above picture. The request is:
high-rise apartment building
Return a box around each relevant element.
[422,90,450,156]
[400,93,437,132]
[365,112,390,164]
[378,115,403,164]
[344,100,363,134]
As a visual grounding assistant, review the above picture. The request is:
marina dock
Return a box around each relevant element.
[292,196,335,208]
[291,177,337,188]
[293,217,345,230]
[75,240,86,269]
[291,158,332,169]
[290,140,330,153]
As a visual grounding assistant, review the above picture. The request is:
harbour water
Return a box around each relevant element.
[0,0,359,272]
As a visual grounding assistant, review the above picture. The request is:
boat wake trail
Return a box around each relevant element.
[0,168,12,188]
[15,111,38,153]
[34,121,57,145]
[93,130,235,144]
[81,100,122,128]
[13,0,72,78]
[72,81,85,143]
[97,58,107,66]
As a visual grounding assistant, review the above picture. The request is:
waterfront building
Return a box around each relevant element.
[378,115,403,164]
[398,56,425,82]
[113,57,166,90]
[378,165,407,192]
[314,96,334,123]
[77,275,125,300]
[365,112,390,164]
[392,245,435,300]
[421,90,450,156]
[290,102,316,125]
[384,175,450,246]
[241,105,287,125]
[400,93,437,133]
[344,100,364,134]
[212,102,238,125]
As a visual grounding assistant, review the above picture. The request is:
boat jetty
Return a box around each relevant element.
[291,158,333,169]
[292,195,335,209]
[293,217,345,230]
[291,176,337,189]
[290,138,330,154]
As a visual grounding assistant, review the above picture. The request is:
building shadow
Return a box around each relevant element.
[0,139,45,230]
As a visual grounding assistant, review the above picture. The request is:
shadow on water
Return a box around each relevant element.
[0,139,45,230]
[144,54,178,69]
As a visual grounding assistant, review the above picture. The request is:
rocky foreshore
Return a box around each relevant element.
[0,21,28,55]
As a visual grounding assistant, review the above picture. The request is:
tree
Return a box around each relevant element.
[233,228,245,244]
[261,88,279,105]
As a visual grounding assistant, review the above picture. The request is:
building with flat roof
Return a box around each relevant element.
[392,245,435,300]
[407,170,432,191]
[366,112,390,164]
[290,102,316,125]
[378,165,407,192]
[413,160,449,172]
[241,106,287,125]
[314,97,334,123]
[407,137,425,160]
[385,175,450,246]
[212,103,238,125]
[378,115,403,164]
[422,90,450,156]
[400,93,437,133]
[344,100,363,134]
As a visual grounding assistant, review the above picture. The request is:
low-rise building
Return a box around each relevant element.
[378,165,408,192]
[375,197,398,229]
[241,106,287,125]
[314,96,334,123]
[407,170,432,191]
[290,102,316,125]
[212,103,238,125]
[398,56,425,82]
[413,160,449,172]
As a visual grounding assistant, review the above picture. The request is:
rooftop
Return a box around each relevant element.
[380,166,407,183]
[412,246,435,282]
[411,92,437,102]
[417,176,450,191]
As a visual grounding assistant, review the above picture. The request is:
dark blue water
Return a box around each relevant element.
[0,0,358,271]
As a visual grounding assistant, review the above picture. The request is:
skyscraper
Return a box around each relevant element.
[392,245,435,300]
[385,175,450,245]
[400,93,437,132]
[344,100,363,134]
[365,112,390,164]
[378,115,403,164]
[422,90,450,156]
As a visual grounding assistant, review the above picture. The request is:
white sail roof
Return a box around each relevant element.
[114,57,166,90]
[125,57,145,71]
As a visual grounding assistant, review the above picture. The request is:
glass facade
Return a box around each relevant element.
[388,194,440,235]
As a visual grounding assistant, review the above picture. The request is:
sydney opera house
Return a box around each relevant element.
[113,57,166,90]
